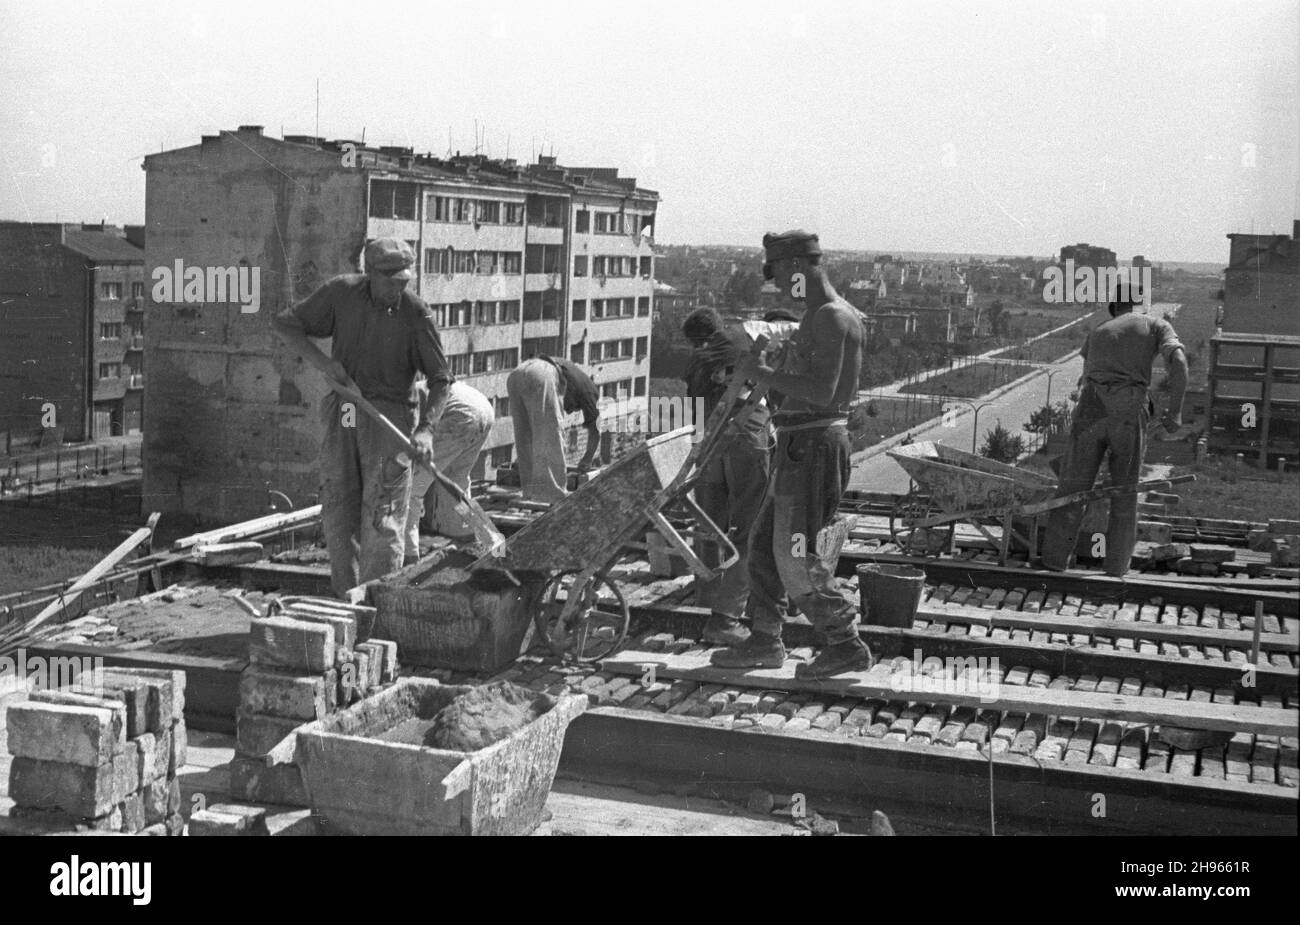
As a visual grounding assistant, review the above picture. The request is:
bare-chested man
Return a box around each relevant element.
[710,230,873,679]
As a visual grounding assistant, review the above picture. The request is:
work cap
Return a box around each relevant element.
[683,307,724,341]
[364,238,415,279]
[762,230,822,262]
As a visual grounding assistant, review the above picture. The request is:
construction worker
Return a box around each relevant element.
[506,355,601,502]
[403,379,494,562]
[273,238,451,597]
[711,230,873,679]
[1041,287,1187,575]
[681,308,796,645]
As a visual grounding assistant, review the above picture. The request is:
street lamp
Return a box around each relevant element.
[948,398,997,453]
[1039,365,1063,408]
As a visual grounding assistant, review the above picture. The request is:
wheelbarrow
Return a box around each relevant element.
[886,441,1195,564]
[470,337,778,663]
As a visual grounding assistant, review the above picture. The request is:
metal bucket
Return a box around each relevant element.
[857,563,925,628]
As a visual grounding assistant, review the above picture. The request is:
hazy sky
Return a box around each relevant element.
[2,0,1296,262]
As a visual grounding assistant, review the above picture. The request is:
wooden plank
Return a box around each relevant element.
[22,526,154,631]
[172,505,323,550]
[920,600,1298,653]
[601,649,1298,737]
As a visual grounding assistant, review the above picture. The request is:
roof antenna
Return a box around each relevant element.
[315,78,320,138]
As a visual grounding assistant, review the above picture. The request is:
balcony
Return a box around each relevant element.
[127,374,145,389]
[127,335,145,351]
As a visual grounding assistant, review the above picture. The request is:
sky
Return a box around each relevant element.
[2,0,1297,263]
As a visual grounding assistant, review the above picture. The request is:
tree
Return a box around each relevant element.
[722,270,763,307]
[1023,401,1070,435]
[979,423,1026,463]
[988,299,1006,337]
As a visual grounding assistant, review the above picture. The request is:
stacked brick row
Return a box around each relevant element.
[229,605,397,807]
[7,668,187,834]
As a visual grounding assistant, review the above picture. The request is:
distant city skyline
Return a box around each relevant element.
[2,0,1296,264]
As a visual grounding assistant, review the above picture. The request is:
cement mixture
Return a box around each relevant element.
[376,681,555,752]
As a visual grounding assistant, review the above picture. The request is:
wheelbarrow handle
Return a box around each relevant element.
[645,497,739,581]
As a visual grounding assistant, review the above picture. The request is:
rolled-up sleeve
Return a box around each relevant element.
[411,308,453,387]
[1155,318,1184,363]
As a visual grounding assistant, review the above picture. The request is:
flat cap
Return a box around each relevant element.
[762,230,822,261]
[364,238,415,277]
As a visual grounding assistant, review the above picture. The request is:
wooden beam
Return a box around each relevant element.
[172,505,322,550]
[601,649,1298,736]
[24,526,155,631]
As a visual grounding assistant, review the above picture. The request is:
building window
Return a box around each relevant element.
[475,201,501,224]
[476,301,495,326]
[499,300,520,324]
[523,291,560,321]
[592,256,606,277]
[455,251,477,274]
[98,362,122,380]
[431,195,454,222]
[131,282,144,300]
[570,342,585,363]
[505,203,525,224]
[636,336,648,359]
[490,444,513,468]
[637,296,650,317]
[369,180,417,220]
[99,322,122,340]
[101,282,123,300]
[494,396,511,418]
[575,209,590,233]
[525,244,562,275]
[640,256,652,278]
[454,198,474,222]
[574,255,588,277]
[501,252,522,275]
[448,353,470,376]
[477,251,497,275]
[634,377,646,397]
[572,299,586,321]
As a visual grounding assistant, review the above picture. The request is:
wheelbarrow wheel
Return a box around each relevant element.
[889,491,954,556]
[532,569,630,663]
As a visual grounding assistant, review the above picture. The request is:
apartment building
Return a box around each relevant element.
[1222,221,1299,337]
[141,126,657,521]
[0,222,145,447]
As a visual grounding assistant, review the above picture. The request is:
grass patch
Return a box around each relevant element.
[0,545,108,597]
[899,362,1022,398]
[848,395,948,451]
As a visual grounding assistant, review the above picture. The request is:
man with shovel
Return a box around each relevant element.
[274,238,452,597]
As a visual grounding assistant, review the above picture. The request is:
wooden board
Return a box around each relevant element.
[601,649,1298,737]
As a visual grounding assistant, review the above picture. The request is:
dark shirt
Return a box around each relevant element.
[682,327,771,443]
[541,356,601,427]
[279,274,451,416]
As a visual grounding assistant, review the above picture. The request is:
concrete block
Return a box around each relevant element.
[142,776,173,825]
[6,702,125,767]
[1268,519,1300,535]
[249,617,335,673]
[354,651,371,696]
[103,668,184,730]
[120,792,145,833]
[1247,529,1275,551]
[239,668,332,721]
[189,804,269,836]
[228,757,310,807]
[1149,543,1190,563]
[235,712,302,759]
[8,750,138,818]
[27,690,129,740]
[355,643,384,689]
[1136,521,1174,544]
[1189,545,1235,564]
[170,720,187,774]
[284,609,356,651]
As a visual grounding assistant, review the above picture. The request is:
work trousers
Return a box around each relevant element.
[749,425,859,644]
[692,436,771,619]
[404,392,494,556]
[507,359,569,503]
[319,392,413,598]
[1043,384,1148,575]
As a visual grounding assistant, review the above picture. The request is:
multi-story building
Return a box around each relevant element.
[0,222,145,447]
[141,126,657,521]
[1059,243,1117,270]
[1205,331,1300,465]
[1222,221,1299,337]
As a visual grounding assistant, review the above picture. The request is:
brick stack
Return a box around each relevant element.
[6,668,187,835]
[230,604,397,807]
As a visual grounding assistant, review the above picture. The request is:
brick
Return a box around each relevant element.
[188,804,269,836]
[120,792,145,833]
[103,668,184,730]
[228,758,309,807]
[249,617,335,673]
[285,609,356,650]
[27,690,130,739]
[134,732,160,787]
[355,642,385,689]
[367,639,399,682]
[142,776,176,825]
[240,668,333,721]
[6,702,125,766]
[8,751,138,818]
[235,712,302,759]
[170,721,188,774]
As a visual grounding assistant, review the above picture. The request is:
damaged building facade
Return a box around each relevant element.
[141,126,657,522]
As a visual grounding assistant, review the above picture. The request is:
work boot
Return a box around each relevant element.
[710,632,786,669]
[795,639,874,680]
[702,613,751,646]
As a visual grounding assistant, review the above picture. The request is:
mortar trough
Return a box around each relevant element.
[292,678,586,836]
